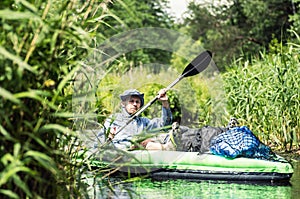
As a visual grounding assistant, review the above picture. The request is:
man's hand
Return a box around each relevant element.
[157,88,169,108]
[108,127,117,140]
[140,138,154,148]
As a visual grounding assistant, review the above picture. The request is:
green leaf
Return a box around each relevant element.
[13,143,21,158]
[24,150,58,175]
[0,9,39,20]
[0,124,16,141]
[0,87,21,104]
[55,65,81,99]
[0,165,33,186]
[51,112,75,118]
[12,175,32,197]
[17,0,38,13]
[0,153,14,166]
[0,46,37,74]
[0,189,20,199]
[26,133,48,150]
[14,89,58,110]
[14,89,51,99]
[39,123,73,135]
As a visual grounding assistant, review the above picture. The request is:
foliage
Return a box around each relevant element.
[289,0,300,33]
[223,35,300,150]
[0,0,113,198]
[181,0,299,70]
[97,0,176,73]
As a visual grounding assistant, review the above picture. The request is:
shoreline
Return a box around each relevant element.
[275,149,300,162]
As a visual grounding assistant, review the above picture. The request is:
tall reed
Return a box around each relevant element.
[0,0,117,198]
[223,37,300,150]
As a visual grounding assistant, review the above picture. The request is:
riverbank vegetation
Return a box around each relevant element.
[0,0,299,198]
[223,36,300,151]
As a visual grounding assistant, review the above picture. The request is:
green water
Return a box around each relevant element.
[134,180,290,199]
[88,161,300,199]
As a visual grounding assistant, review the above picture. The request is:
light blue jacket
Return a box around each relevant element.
[95,107,172,149]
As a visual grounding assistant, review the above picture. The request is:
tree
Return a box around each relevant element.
[95,0,176,73]
[181,0,298,70]
[289,0,300,34]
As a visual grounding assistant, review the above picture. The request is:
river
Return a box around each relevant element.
[85,161,300,199]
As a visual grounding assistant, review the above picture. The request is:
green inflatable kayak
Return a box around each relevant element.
[89,150,293,182]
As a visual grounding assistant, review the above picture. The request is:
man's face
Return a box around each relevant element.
[125,96,141,114]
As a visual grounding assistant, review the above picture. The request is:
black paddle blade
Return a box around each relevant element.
[181,50,212,77]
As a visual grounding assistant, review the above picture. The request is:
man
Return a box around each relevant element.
[95,88,173,150]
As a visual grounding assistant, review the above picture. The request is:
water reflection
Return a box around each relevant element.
[85,161,299,199]
[132,179,291,199]
[291,161,300,199]
[86,177,291,199]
